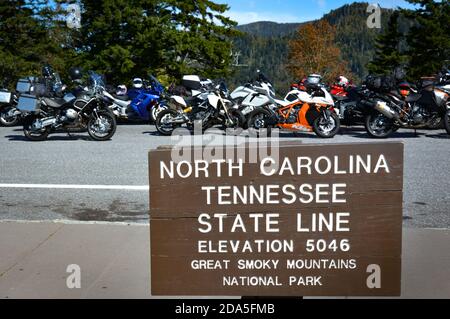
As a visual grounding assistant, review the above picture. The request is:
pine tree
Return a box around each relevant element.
[367,11,408,75]
[76,0,238,85]
[0,0,74,88]
[404,0,450,78]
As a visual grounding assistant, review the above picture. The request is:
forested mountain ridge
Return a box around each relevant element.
[231,2,394,92]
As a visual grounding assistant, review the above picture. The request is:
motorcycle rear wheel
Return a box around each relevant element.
[365,113,396,138]
[0,107,20,127]
[23,117,50,141]
[87,110,117,141]
[156,109,181,136]
[150,105,168,124]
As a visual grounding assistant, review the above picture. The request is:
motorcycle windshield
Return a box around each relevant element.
[87,71,106,91]
[149,75,164,94]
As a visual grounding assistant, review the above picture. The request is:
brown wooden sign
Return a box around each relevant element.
[149,143,403,296]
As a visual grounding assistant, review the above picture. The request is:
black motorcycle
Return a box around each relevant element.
[364,74,450,138]
[19,71,117,141]
[0,89,20,126]
[0,65,64,127]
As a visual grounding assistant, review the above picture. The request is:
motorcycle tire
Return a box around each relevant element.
[364,113,396,139]
[156,109,181,136]
[444,110,450,136]
[150,105,168,124]
[87,110,117,141]
[23,116,50,141]
[0,107,20,127]
[313,111,340,138]
[228,109,246,129]
[247,108,273,138]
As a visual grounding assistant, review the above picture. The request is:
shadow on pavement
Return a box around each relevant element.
[5,134,94,142]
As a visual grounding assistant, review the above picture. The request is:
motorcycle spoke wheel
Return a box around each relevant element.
[0,107,20,127]
[365,114,395,138]
[151,105,168,123]
[88,112,117,141]
[313,112,340,138]
[156,110,181,136]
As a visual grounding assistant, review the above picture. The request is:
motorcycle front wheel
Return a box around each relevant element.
[313,111,340,138]
[247,108,273,138]
[0,106,20,127]
[87,110,117,141]
[365,113,396,138]
[23,116,50,141]
[155,109,182,136]
[226,109,246,129]
[444,110,450,136]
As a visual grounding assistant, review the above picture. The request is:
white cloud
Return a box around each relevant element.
[227,10,316,25]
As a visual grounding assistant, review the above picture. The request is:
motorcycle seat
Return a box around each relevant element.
[406,93,422,103]
[114,94,130,102]
[43,97,68,109]
[333,95,347,101]
[184,96,198,105]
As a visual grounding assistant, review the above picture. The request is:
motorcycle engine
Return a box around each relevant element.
[286,109,300,124]
[59,108,79,123]
[411,105,430,125]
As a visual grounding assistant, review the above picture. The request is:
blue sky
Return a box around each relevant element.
[219,0,416,25]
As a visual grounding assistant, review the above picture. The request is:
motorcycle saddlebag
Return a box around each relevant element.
[182,75,202,91]
[0,89,12,103]
[365,75,395,93]
[17,94,39,113]
[16,77,37,94]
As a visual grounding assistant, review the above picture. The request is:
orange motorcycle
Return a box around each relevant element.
[247,84,340,138]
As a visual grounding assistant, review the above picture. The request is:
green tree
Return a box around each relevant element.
[404,0,450,78]
[367,11,408,75]
[0,0,75,88]
[76,0,238,85]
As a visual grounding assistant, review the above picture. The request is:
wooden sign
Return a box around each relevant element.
[149,143,403,296]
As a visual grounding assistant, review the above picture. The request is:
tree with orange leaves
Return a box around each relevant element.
[288,20,351,84]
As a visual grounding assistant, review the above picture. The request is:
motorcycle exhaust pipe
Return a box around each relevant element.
[374,101,399,120]
[360,99,377,108]
[35,117,57,129]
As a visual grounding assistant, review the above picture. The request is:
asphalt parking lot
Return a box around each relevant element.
[0,124,449,228]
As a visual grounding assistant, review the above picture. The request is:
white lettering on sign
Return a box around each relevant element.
[201,183,348,206]
[260,155,390,177]
[160,154,391,180]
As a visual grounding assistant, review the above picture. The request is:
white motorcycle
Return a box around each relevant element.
[156,76,244,135]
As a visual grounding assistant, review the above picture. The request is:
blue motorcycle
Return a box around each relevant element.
[106,76,168,123]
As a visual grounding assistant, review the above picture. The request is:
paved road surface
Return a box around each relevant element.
[0,124,449,228]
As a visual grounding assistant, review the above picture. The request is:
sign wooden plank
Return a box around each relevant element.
[149,143,403,296]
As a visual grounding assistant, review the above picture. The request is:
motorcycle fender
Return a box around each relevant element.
[207,95,220,109]
[171,95,187,108]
